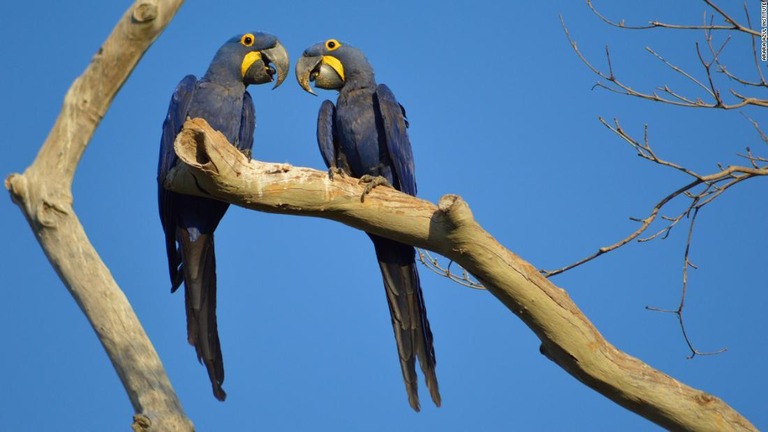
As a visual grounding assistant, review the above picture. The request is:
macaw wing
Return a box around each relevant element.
[238,90,255,155]
[317,99,336,169]
[158,74,197,291]
[374,84,416,196]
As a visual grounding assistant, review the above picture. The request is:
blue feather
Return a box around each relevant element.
[374,84,417,196]
[302,40,440,411]
[317,99,336,168]
[156,32,280,402]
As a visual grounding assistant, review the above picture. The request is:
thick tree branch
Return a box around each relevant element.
[5,1,191,431]
[166,118,758,431]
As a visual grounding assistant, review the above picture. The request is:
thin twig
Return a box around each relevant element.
[542,122,768,277]
[563,4,768,110]
[645,207,728,358]
[586,0,760,37]
[695,42,724,107]
[740,113,768,145]
[645,47,714,98]
[417,249,485,289]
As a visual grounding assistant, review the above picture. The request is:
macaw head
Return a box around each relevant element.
[206,32,289,89]
[295,39,374,95]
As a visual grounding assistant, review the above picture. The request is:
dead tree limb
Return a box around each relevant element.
[562,4,768,110]
[586,0,760,37]
[542,119,768,278]
[4,1,191,431]
[165,118,758,432]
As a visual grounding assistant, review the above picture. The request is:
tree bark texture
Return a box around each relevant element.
[5,1,192,431]
[164,118,758,432]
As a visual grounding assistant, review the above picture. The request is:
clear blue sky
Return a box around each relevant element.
[2,1,766,430]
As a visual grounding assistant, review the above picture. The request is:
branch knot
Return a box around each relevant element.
[132,1,158,23]
[438,194,475,228]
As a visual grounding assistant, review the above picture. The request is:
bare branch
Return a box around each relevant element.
[694,42,725,106]
[645,46,714,99]
[542,121,768,277]
[563,4,768,110]
[554,2,768,283]
[561,17,713,108]
[417,249,486,290]
[729,89,768,108]
[5,1,191,430]
[742,114,768,145]
[163,118,758,431]
[645,206,728,359]
[637,214,685,243]
[702,0,758,35]
[606,119,704,178]
[586,0,760,37]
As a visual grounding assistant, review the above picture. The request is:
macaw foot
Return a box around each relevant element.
[358,175,393,202]
[328,167,346,181]
[240,149,253,160]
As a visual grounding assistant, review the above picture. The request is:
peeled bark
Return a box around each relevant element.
[163,118,757,432]
[5,1,192,430]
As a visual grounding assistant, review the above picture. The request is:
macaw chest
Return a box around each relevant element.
[188,85,245,144]
[334,95,392,180]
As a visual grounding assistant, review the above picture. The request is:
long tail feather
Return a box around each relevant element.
[371,235,440,411]
[179,229,226,401]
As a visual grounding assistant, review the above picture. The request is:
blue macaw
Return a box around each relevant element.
[295,39,440,411]
[157,32,288,401]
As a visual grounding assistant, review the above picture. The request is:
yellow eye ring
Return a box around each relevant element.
[240,33,255,47]
[325,39,341,51]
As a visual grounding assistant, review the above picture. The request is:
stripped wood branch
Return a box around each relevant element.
[163,117,757,431]
[4,1,191,431]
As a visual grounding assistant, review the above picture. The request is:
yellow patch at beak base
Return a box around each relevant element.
[321,55,345,81]
[241,51,262,77]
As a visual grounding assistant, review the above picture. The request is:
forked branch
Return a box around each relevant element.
[417,249,485,290]
[563,1,768,109]
[558,1,766,358]
[586,0,760,37]
[4,1,191,431]
[543,118,768,278]
[542,118,766,355]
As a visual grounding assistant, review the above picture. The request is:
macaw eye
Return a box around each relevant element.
[325,39,341,51]
[241,33,255,47]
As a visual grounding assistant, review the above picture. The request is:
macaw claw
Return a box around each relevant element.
[358,174,393,202]
[327,166,346,181]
